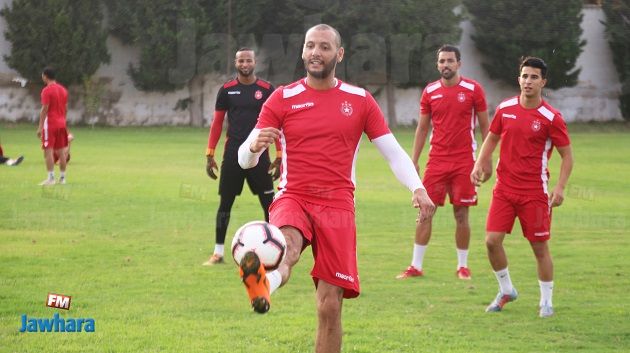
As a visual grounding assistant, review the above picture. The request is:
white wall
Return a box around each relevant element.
[0,4,623,126]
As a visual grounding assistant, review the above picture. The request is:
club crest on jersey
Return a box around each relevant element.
[341,101,353,117]
[254,90,263,100]
[531,119,542,132]
[457,92,466,103]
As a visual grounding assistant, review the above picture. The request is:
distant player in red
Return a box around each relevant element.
[471,57,574,318]
[238,24,435,353]
[202,48,280,266]
[398,45,489,281]
[37,67,69,185]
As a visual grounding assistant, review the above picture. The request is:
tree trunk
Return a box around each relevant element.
[188,74,205,127]
[386,81,397,128]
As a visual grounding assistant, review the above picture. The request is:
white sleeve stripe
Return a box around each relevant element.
[499,97,518,110]
[283,84,306,98]
[459,80,475,91]
[339,83,366,97]
[538,106,555,121]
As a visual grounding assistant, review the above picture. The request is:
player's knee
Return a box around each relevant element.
[485,234,502,249]
[317,294,342,321]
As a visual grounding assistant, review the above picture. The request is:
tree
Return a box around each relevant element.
[105,0,216,126]
[602,0,630,121]
[319,0,462,126]
[0,0,109,86]
[464,0,585,89]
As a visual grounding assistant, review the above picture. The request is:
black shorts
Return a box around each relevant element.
[219,152,274,196]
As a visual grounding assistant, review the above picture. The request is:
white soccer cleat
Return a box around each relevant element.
[57,177,66,185]
[39,178,56,186]
[6,156,24,166]
[539,304,554,318]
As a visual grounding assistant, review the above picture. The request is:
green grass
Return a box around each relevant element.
[1,123,629,352]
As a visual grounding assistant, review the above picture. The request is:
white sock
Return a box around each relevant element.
[411,244,427,270]
[456,248,468,269]
[268,270,282,294]
[494,268,514,295]
[60,172,66,179]
[539,280,553,307]
[213,244,224,256]
[47,171,54,180]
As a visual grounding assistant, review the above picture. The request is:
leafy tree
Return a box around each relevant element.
[0,0,109,86]
[105,0,216,125]
[602,0,630,121]
[464,0,585,89]
[321,0,462,126]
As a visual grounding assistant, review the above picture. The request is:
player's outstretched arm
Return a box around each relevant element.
[471,132,499,186]
[549,144,573,207]
[372,133,435,222]
[238,127,280,169]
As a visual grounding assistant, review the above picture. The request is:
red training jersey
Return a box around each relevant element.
[420,77,487,161]
[41,82,68,129]
[256,78,390,211]
[490,96,571,195]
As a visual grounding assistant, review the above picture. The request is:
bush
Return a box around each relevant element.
[602,0,630,121]
[464,0,585,89]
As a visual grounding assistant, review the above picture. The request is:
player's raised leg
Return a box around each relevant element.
[239,225,303,313]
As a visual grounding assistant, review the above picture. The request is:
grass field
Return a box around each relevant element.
[1,123,629,352]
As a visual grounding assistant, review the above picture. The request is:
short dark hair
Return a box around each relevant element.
[519,56,547,79]
[42,67,56,80]
[437,45,461,61]
[306,24,342,49]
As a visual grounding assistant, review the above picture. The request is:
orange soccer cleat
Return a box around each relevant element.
[239,251,270,314]
[456,267,472,280]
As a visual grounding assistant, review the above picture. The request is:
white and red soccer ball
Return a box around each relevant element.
[231,221,286,270]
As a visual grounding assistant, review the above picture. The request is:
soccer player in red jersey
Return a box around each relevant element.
[471,57,574,318]
[397,45,489,281]
[238,24,435,352]
[202,48,280,266]
[37,67,69,185]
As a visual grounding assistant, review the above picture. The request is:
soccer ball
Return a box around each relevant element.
[231,221,286,270]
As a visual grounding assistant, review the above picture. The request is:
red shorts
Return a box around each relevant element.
[423,159,477,206]
[269,195,360,298]
[486,188,552,242]
[42,126,68,150]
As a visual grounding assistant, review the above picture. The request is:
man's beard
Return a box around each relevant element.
[304,57,337,79]
[440,69,455,80]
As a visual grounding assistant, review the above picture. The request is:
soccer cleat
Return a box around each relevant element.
[485,289,518,312]
[57,177,66,185]
[456,267,472,280]
[396,266,423,279]
[6,156,24,166]
[239,251,270,314]
[202,254,224,266]
[539,304,554,318]
[39,178,56,186]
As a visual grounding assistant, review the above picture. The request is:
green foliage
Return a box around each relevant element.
[602,0,630,121]
[0,0,109,86]
[105,0,215,92]
[464,0,585,89]
[321,0,462,87]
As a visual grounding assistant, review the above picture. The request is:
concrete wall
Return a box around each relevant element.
[0,3,623,126]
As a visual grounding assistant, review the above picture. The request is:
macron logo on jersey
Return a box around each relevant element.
[227,91,241,95]
[291,102,314,110]
[502,113,517,119]
[430,94,443,100]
